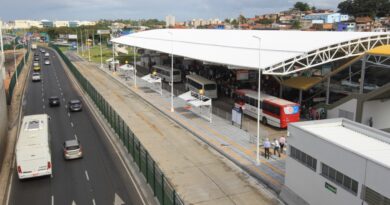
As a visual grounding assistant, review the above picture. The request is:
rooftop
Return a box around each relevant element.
[291,118,390,169]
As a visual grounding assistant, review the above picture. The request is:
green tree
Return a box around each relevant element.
[338,0,390,18]
[294,2,311,11]
[238,15,247,24]
[291,20,301,29]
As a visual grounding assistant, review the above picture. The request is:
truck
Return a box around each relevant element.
[16,114,52,179]
[31,44,37,50]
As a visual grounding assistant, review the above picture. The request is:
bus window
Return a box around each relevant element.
[263,102,280,117]
[204,84,216,90]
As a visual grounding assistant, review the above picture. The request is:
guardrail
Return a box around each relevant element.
[51,45,184,205]
[7,50,30,104]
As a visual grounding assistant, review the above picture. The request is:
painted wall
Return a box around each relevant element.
[327,98,357,121]
[362,99,390,130]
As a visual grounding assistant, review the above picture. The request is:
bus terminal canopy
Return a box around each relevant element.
[111,29,390,76]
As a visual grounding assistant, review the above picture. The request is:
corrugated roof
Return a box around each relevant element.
[112,29,389,72]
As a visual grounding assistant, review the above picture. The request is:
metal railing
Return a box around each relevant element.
[7,50,29,104]
[51,45,184,205]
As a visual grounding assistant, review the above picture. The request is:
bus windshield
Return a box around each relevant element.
[204,84,216,90]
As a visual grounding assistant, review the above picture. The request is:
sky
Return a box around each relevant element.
[0,0,343,22]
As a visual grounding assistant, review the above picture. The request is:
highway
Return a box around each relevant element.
[7,47,145,205]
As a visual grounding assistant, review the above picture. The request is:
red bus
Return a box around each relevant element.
[234,89,300,128]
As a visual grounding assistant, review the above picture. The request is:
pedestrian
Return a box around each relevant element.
[263,138,271,159]
[279,136,286,154]
[273,139,281,157]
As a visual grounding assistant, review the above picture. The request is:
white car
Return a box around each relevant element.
[63,139,83,160]
[45,52,50,57]
[33,62,39,67]
[32,73,41,82]
[44,60,50,65]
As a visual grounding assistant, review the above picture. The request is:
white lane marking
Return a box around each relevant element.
[72,200,77,205]
[61,92,63,96]
[114,193,125,205]
[92,199,96,205]
[65,105,68,109]
[85,170,90,181]
[42,93,44,97]
[74,134,78,140]
[51,195,54,205]
[68,112,70,117]
[59,87,62,91]
[70,122,74,127]
[43,105,46,109]
[63,98,66,102]
[42,98,45,102]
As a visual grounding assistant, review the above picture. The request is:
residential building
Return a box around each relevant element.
[54,21,69,28]
[165,15,175,28]
[41,20,54,28]
[303,13,349,24]
[281,118,390,205]
[7,20,42,29]
[356,17,373,31]
[68,21,79,28]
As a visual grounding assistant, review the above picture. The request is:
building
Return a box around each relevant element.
[54,21,69,27]
[68,21,79,28]
[281,118,390,205]
[7,20,42,29]
[165,15,175,28]
[41,20,54,28]
[303,13,349,24]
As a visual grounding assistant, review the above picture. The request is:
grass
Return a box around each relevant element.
[79,45,139,64]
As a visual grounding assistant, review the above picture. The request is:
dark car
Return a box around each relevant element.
[48,96,60,107]
[34,53,39,57]
[68,99,82,112]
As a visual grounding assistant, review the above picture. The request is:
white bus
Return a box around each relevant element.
[185,74,218,99]
[16,114,52,179]
[152,65,182,83]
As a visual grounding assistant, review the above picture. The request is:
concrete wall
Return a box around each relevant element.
[327,98,357,121]
[284,125,367,205]
[0,68,8,164]
[362,99,390,130]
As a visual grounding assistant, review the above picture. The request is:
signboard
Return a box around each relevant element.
[97,30,110,35]
[236,70,249,81]
[68,34,77,40]
[231,107,243,128]
[325,182,337,194]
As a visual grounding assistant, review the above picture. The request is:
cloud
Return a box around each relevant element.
[0,0,343,21]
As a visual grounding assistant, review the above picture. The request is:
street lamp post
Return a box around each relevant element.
[76,30,79,55]
[168,31,174,112]
[87,30,91,62]
[0,20,5,80]
[99,33,103,68]
[133,46,137,88]
[253,35,262,166]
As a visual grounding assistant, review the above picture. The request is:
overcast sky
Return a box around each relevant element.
[0,0,343,21]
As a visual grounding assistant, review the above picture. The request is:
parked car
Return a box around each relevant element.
[48,96,60,107]
[68,99,82,112]
[63,139,83,160]
[31,72,41,82]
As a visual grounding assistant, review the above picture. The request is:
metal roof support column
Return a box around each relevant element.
[359,55,367,94]
[299,90,302,105]
[168,31,174,112]
[326,76,330,105]
[134,47,137,88]
[253,35,261,166]
[112,42,115,71]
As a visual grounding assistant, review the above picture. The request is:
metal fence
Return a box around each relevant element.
[7,50,30,104]
[51,45,184,205]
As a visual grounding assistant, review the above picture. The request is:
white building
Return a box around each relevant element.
[7,20,42,29]
[281,118,390,205]
[54,21,69,27]
[165,15,175,27]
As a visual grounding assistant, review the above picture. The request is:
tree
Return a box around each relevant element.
[238,14,247,24]
[338,0,390,18]
[294,2,311,11]
[291,20,301,29]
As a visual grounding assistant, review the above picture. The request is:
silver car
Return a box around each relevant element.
[63,139,83,160]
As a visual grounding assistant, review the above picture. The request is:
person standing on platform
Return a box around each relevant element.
[263,138,271,159]
[279,136,286,154]
[273,139,281,157]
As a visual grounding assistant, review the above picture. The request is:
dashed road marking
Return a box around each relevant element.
[43,105,46,109]
[63,98,66,102]
[71,122,74,127]
[74,134,78,140]
[85,170,90,181]
[92,199,96,205]
[51,195,54,205]
[42,98,45,102]
[68,112,70,117]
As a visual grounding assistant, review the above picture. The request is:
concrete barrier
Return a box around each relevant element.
[0,70,8,167]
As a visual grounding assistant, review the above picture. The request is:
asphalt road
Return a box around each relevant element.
[8,47,145,205]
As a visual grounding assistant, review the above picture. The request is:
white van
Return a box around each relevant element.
[16,114,52,179]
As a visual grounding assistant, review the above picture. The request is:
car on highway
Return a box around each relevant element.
[44,60,50,65]
[45,52,50,57]
[34,52,39,57]
[34,57,39,61]
[33,65,41,72]
[40,49,45,53]
[68,99,82,112]
[48,96,60,107]
[33,61,39,67]
[63,139,83,160]
[31,72,41,82]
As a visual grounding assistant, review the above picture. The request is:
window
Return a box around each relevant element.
[289,146,317,171]
[204,84,216,90]
[262,102,280,117]
[321,163,358,195]
[362,185,390,205]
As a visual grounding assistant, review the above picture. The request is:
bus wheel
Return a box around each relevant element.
[262,117,267,125]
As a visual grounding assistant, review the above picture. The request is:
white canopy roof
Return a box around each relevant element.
[112,29,390,75]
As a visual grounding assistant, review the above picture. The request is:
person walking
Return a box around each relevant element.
[273,139,281,157]
[279,136,286,154]
[263,138,271,159]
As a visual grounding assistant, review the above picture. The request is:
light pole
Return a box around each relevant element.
[168,31,174,112]
[80,30,84,56]
[76,30,79,55]
[99,33,103,68]
[253,35,262,166]
[0,20,5,80]
[112,41,115,71]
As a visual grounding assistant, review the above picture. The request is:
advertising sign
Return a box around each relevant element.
[97,30,110,35]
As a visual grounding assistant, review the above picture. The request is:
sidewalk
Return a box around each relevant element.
[66,51,286,204]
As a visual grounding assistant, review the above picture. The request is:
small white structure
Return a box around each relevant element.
[141,74,162,95]
[118,64,134,80]
[178,91,212,122]
[281,118,390,205]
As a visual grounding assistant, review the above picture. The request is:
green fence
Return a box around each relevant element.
[7,50,30,104]
[51,45,184,205]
